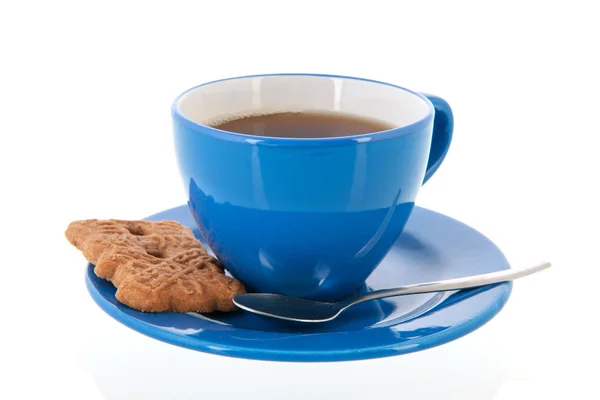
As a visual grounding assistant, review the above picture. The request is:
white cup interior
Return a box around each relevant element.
[176,75,430,129]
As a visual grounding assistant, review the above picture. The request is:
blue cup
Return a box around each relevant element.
[172,74,453,301]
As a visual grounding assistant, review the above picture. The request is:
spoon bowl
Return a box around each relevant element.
[233,293,344,323]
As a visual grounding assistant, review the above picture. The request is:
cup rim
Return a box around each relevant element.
[171,73,435,146]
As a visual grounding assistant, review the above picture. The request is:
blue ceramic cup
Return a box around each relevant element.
[172,74,453,301]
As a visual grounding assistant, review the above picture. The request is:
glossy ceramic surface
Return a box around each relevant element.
[172,74,454,301]
[85,205,512,362]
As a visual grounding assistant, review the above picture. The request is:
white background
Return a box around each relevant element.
[1,1,598,399]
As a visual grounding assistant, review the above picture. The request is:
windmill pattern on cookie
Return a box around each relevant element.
[66,219,246,313]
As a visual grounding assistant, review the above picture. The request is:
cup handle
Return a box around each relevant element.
[422,95,454,184]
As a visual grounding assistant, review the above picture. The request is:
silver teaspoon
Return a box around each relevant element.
[233,261,551,323]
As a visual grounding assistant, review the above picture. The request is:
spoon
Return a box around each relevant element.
[233,261,551,323]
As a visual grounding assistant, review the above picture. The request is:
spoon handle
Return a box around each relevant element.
[345,261,551,307]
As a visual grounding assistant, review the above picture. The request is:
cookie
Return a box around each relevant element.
[65,219,245,313]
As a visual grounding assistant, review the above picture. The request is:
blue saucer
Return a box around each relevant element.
[85,205,512,362]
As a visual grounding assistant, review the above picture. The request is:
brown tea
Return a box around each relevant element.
[211,111,394,138]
